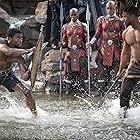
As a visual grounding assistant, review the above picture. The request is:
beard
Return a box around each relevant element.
[15,43,22,48]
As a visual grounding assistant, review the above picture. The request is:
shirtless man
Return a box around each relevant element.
[117,6,140,116]
[0,28,37,116]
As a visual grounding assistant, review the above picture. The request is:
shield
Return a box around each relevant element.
[30,25,44,88]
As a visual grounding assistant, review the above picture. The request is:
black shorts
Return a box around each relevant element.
[0,71,21,92]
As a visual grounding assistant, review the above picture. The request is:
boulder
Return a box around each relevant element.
[35,1,48,24]
[0,1,12,15]
[20,16,41,49]
[0,7,10,37]
[41,49,65,93]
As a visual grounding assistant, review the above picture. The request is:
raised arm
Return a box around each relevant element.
[0,44,34,57]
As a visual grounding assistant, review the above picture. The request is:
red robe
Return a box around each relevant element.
[95,15,125,66]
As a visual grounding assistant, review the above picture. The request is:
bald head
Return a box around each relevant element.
[69,8,79,22]
[106,1,116,16]
[69,8,79,14]
[106,1,116,7]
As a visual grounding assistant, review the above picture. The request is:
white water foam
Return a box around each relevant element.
[0,91,140,127]
[89,98,140,126]
[0,92,49,124]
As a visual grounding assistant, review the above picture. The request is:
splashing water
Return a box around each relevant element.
[0,90,48,124]
[0,89,140,139]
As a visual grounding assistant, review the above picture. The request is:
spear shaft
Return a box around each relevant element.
[86,3,91,95]
[59,2,64,94]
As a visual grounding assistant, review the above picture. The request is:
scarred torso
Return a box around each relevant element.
[124,25,140,60]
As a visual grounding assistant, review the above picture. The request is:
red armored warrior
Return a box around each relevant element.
[90,1,125,87]
[62,8,88,88]
[94,15,124,66]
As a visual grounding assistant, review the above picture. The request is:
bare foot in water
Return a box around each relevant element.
[32,110,37,118]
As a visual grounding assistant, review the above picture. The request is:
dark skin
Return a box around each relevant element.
[0,33,37,117]
[117,12,140,76]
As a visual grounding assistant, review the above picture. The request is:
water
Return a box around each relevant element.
[9,15,33,29]
[0,88,140,140]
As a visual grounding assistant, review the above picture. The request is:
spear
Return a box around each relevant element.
[135,0,138,7]
[97,69,126,108]
[86,3,91,95]
[59,2,64,94]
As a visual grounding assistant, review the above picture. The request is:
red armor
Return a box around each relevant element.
[95,15,125,66]
[62,21,87,75]
[62,21,87,48]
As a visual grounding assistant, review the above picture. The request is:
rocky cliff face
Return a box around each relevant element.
[0,0,44,15]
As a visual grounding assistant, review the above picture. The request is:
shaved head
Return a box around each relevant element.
[106,1,116,16]
[69,8,79,22]
[69,8,79,14]
[106,1,116,7]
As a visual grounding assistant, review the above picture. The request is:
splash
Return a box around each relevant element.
[0,90,48,124]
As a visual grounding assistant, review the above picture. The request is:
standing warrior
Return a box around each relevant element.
[88,1,125,89]
[0,28,37,116]
[117,6,140,117]
[61,8,88,89]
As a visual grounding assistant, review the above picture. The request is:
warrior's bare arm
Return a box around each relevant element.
[11,56,31,81]
[19,63,31,81]
[17,56,31,81]
[0,44,35,57]
[118,41,130,74]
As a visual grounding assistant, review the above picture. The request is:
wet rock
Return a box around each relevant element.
[41,49,66,93]
[10,0,38,15]
[20,16,41,49]
[41,49,61,72]
[0,7,10,37]
[0,18,10,37]
[0,1,12,15]
[0,7,10,20]
[35,0,48,24]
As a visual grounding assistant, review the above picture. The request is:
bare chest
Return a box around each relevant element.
[125,29,140,45]
[0,53,13,71]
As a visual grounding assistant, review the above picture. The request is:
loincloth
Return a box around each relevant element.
[125,59,140,78]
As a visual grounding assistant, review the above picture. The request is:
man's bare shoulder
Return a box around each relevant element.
[0,39,9,52]
[122,26,133,38]
[0,37,8,45]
